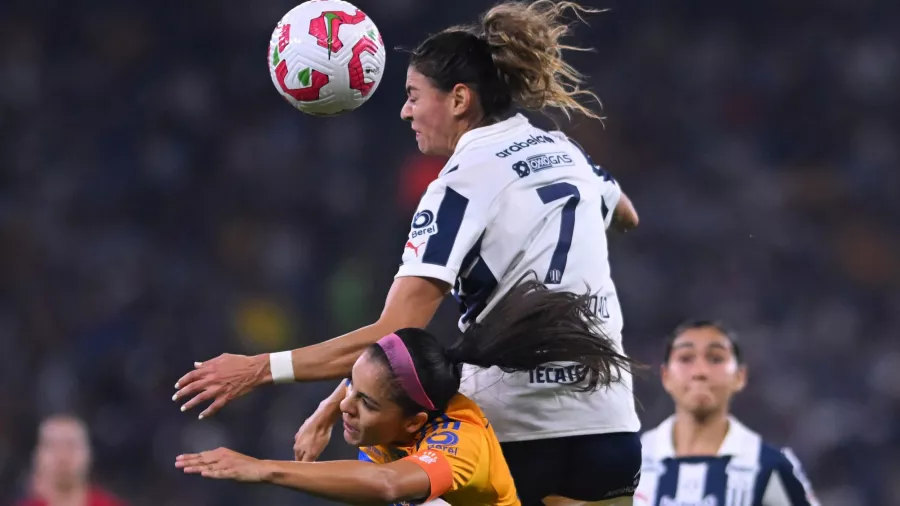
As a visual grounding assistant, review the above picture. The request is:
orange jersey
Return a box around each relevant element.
[359,393,520,506]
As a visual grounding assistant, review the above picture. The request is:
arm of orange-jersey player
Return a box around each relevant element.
[265,459,434,504]
[293,380,348,462]
[401,421,485,501]
[179,447,433,504]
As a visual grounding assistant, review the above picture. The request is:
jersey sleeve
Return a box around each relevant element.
[401,422,483,502]
[593,164,622,230]
[762,448,820,506]
[395,173,492,285]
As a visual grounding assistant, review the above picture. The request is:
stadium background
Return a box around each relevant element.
[1,0,897,504]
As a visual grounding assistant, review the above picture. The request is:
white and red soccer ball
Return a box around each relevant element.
[268,0,386,116]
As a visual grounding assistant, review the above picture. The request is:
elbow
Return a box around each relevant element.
[371,468,406,503]
[613,212,639,232]
[377,485,405,504]
[625,211,639,229]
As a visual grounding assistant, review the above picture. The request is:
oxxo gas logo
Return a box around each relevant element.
[495,134,555,158]
[410,210,438,240]
[511,152,574,178]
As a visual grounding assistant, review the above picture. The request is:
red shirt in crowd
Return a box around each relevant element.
[16,486,126,506]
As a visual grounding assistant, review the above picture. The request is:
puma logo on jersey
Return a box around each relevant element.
[495,134,555,158]
[405,241,425,257]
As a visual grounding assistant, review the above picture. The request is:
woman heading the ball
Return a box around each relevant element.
[174,1,641,504]
[177,279,636,506]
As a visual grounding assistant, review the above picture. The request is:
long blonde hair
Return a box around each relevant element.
[408,0,603,121]
[481,0,603,119]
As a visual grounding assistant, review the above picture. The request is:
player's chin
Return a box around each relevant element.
[685,395,721,415]
[342,428,362,446]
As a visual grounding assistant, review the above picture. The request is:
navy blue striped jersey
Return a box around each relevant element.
[636,416,819,506]
[394,113,639,443]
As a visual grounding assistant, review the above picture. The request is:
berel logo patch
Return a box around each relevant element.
[409,209,438,240]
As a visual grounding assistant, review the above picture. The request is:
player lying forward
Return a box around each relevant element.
[177,278,637,505]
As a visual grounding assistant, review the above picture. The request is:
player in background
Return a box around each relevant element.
[177,279,636,506]
[636,321,820,506]
[173,1,641,504]
[16,415,126,506]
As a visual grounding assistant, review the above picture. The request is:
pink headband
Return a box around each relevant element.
[376,333,436,411]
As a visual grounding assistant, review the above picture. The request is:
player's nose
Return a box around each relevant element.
[339,395,355,415]
[690,359,711,379]
[400,100,413,121]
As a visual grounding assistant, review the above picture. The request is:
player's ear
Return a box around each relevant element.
[733,364,747,393]
[660,364,674,394]
[402,412,429,436]
[448,83,475,118]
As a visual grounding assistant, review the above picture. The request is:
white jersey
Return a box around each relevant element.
[637,416,820,506]
[395,114,640,442]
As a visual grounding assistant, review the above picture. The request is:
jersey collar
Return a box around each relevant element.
[654,415,759,459]
[453,113,531,155]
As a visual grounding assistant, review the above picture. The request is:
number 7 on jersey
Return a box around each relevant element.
[536,182,580,284]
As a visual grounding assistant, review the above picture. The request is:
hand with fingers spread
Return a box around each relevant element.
[172,353,271,419]
[176,447,271,482]
[171,276,447,419]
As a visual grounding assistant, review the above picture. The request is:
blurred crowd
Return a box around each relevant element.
[1,0,897,504]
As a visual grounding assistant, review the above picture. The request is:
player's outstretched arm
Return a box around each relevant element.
[173,276,448,418]
[177,448,432,504]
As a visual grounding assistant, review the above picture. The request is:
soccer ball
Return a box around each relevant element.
[268,0,386,116]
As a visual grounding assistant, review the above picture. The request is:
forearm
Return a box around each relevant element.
[262,460,405,504]
[257,276,447,385]
[254,322,398,386]
[291,322,397,381]
[309,380,348,425]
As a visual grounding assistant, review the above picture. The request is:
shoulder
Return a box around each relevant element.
[639,424,660,449]
[758,442,789,467]
[417,397,488,450]
[759,443,807,475]
[759,443,820,504]
[639,416,675,461]
[434,148,516,196]
[440,126,576,184]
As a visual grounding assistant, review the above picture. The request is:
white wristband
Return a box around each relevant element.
[269,351,295,384]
